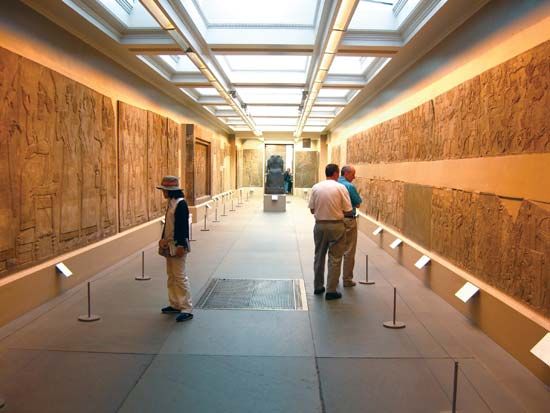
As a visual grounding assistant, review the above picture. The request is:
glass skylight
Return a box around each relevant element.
[216,55,310,84]
[97,0,160,28]
[348,0,397,31]
[329,56,376,75]
[317,88,353,98]
[236,88,303,104]
[193,88,220,97]
[192,0,319,26]
[254,118,299,126]
[160,55,200,72]
[247,106,301,117]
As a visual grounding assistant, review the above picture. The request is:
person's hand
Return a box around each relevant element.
[159,239,168,248]
[175,246,186,257]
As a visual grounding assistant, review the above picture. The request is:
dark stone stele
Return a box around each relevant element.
[264,155,285,194]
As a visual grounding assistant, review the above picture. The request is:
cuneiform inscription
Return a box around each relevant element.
[0,47,116,274]
[347,41,550,164]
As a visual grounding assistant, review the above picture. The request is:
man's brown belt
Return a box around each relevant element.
[315,219,344,223]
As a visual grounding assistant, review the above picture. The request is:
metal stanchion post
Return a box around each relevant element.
[359,254,375,285]
[383,287,405,329]
[452,361,459,413]
[246,189,249,202]
[78,282,101,322]
[237,189,242,207]
[213,199,220,222]
[135,251,151,281]
[201,205,210,231]
[230,195,236,211]
[189,213,196,241]
[221,196,228,216]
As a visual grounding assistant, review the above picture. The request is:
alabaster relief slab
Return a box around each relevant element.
[0,47,116,275]
[355,177,549,316]
[118,102,148,230]
[295,151,319,188]
[331,144,341,165]
[347,40,550,164]
[243,149,263,187]
[147,111,168,220]
[194,141,210,199]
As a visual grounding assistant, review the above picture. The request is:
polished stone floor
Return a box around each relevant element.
[0,195,548,413]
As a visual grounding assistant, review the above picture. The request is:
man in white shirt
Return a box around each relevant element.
[308,164,352,300]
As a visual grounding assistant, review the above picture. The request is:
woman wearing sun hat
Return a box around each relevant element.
[157,175,193,322]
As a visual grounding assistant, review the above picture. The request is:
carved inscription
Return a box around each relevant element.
[242,149,263,187]
[347,41,550,164]
[0,47,116,274]
[295,151,319,188]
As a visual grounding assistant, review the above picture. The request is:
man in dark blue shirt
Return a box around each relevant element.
[338,165,362,287]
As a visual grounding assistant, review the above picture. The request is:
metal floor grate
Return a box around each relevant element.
[196,278,308,311]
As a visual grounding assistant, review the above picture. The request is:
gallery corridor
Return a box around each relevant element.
[0,195,547,413]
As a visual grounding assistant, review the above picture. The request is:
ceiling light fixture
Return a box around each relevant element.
[140,0,174,30]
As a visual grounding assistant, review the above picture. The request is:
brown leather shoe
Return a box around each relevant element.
[343,281,357,287]
[325,292,342,300]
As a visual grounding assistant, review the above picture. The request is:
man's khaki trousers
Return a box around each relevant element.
[313,221,346,292]
[342,217,358,283]
[166,254,193,312]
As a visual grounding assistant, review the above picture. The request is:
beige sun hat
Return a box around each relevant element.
[156,176,182,191]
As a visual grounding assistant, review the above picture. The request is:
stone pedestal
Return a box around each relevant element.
[264,194,286,212]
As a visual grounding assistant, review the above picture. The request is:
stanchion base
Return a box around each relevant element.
[359,281,375,285]
[190,239,196,242]
[200,229,210,232]
[213,220,220,223]
[221,214,228,217]
[135,276,152,281]
[383,321,406,329]
[78,315,101,322]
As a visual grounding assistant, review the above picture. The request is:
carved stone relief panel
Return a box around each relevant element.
[347,40,550,164]
[331,144,341,165]
[403,184,432,248]
[147,111,167,220]
[431,189,549,316]
[357,176,549,315]
[194,140,210,199]
[0,47,116,275]
[242,149,263,187]
[295,151,319,188]
[166,117,179,178]
[118,102,148,231]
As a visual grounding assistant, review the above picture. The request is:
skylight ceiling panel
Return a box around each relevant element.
[97,0,161,29]
[236,87,303,104]
[192,0,319,26]
[254,117,299,126]
[329,56,375,75]
[259,125,296,132]
[303,126,326,132]
[317,88,353,98]
[305,118,331,126]
[216,55,310,84]
[247,106,301,117]
[348,0,398,31]
[159,55,201,73]
[194,87,220,97]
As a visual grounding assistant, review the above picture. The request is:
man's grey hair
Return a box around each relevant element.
[341,165,353,176]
